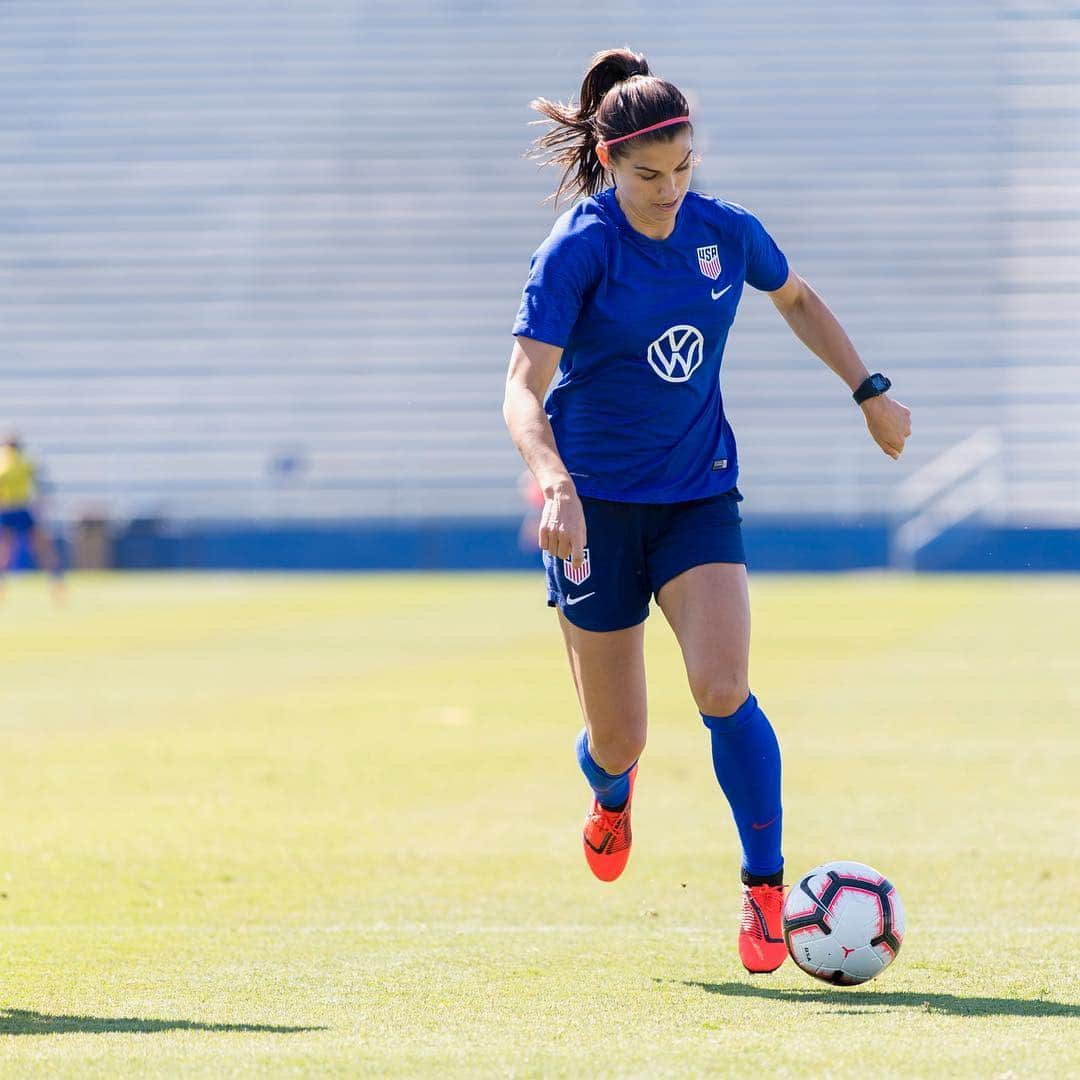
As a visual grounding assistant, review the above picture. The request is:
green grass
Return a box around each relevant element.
[1,572,1078,1077]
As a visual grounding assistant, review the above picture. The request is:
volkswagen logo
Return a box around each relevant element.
[646,324,705,383]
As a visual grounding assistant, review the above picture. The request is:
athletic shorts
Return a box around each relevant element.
[544,488,745,632]
[0,508,34,534]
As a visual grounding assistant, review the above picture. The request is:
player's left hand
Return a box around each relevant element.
[861,395,912,460]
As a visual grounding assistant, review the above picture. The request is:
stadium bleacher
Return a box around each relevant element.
[1,0,1076,534]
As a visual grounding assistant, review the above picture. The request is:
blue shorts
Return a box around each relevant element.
[544,488,746,632]
[0,508,35,534]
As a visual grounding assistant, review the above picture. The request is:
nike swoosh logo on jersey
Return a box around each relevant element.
[565,592,596,606]
[711,285,732,300]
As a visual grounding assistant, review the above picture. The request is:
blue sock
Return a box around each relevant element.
[575,728,634,811]
[702,693,783,880]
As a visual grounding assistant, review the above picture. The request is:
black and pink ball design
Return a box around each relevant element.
[782,860,906,985]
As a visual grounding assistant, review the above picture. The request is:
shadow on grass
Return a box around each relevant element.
[0,1009,325,1036]
[669,981,1080,1018]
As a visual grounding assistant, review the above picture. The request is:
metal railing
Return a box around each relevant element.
[890,427,1003,569]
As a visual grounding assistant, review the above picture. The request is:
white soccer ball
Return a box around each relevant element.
[782,860,905,985]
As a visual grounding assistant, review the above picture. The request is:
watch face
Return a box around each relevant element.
[871,374,890,393]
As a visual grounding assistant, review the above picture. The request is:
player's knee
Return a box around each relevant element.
[693,673,750,720]
[589,727,646,776]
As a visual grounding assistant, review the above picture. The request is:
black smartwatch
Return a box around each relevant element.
[853,372,891,405]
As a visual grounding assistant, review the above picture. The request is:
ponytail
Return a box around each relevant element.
[527,48,691,206]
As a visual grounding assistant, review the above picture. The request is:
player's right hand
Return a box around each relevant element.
[862,395,912,460]
[538,484,587,568]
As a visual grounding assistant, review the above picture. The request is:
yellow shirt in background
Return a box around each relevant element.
[0,447,36,508]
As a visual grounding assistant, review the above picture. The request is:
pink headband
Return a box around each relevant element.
[599,115,691,148]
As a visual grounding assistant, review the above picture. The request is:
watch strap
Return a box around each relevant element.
[853,373,891,405]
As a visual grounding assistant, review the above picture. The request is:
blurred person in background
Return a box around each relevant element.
[0,434,64,598]
[504,49,911,974]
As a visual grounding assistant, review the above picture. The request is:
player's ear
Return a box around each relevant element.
[595,141,610,171]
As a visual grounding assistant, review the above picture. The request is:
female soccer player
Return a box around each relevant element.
[503,48,911,973]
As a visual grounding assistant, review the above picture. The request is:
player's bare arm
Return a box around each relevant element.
[768,271,913,460]
[503,335,587,566]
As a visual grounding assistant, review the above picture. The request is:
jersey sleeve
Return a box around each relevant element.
[511,214,606,348]
[742,210,789,293]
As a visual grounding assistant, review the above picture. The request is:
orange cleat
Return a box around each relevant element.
[582,764,637,882]
[739,882,788,973]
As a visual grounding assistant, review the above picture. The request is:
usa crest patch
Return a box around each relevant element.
[697,244,722,280]
[564,548,591,586]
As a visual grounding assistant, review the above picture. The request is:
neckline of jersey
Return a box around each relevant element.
[602,186,688,246]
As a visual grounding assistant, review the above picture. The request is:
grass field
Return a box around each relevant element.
[1,572,1078,1077]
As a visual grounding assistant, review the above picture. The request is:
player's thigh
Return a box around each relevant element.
[656,561,751,717]
[558,609,647,773]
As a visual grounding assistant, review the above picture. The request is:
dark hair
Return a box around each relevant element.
[528,48,692,206]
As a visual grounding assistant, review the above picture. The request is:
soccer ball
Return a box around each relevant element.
[782,860,905,985]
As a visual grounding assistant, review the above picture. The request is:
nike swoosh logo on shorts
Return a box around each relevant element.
[565,592,596,606]
[711,285,732,300]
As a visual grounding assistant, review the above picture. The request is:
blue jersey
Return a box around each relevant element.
[512,187,788,503]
